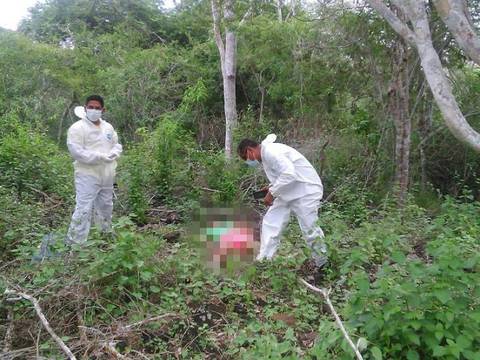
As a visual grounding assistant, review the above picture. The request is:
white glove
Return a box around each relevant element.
[109,149,121,160]
[102,154,115,163]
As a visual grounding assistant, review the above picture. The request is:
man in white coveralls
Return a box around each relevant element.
[237,134,328,268]
[65,95,122,245]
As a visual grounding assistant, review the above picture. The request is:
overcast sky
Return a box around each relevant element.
[0,0,176,31]
[0,0,39,30]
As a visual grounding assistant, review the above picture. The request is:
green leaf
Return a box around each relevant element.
[406,350,420,360]
[433,346,447,357]
[406,332,421,345]
[356,275,370,293]
[371,346,382,360]
[150,285,161,293]
[391,250,406,264]
[141,271,152,281]
[433,289,451,304]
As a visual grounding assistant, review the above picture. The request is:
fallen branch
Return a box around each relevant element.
[300,279,364,360]
[199,186,221,193]
[77,325,105,337]
[4,289,77,360]
[3,307,14,353]
[122,313,179,331]
[0,346,36,359]
[102,341,131,360]
[25,185,58,203]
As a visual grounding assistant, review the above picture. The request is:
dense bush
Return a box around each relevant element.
[119,117,198,222]
[0,114,73,260]
[315,199,480,359]
[0,113,73,200]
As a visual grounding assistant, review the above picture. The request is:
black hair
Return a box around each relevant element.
[85,95,104,108]
[237,138,259,157]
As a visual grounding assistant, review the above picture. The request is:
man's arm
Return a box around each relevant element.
[268,152,296,198]
[67,126,107,165]
[108,130,123,159]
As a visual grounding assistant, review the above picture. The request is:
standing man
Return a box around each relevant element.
[237,134,327,268]
[65,95,122,245]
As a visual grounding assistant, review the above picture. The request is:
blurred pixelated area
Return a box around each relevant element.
[189,207,260,274]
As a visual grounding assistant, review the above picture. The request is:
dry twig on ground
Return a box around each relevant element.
[4,288,77,360]
[300,279,364,360]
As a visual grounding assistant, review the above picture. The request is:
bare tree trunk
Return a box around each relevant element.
[211,0,237,160]
[58,97,75,145]
[367,0,480,152]
[419,98,434,191]
[259,87,265,123]
[224,31,237,159]
[254,71,274,123]
[389,23,411,204]
[276,0,283,22]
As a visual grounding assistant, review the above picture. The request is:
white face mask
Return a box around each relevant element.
[245,159,260,167]
[86,109,102,122]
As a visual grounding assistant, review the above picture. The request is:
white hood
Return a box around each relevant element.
[74,106,86,119]
[262,133,277,145]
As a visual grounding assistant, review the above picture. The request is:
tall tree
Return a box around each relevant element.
[388,6,411,203]
[211,0,238,159]
[366,0,480,152]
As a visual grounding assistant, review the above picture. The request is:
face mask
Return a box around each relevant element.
[86,109,102,122]
[245,159,260,167]
[245,149,260,167]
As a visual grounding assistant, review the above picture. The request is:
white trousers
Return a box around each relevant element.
[258,192,327,266]
[66,174,113,245]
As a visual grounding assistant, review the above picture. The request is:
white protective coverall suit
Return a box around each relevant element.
[65,106,122,245]
[258,134,327,266]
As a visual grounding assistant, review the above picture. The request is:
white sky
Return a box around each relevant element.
[0,0,40,30]
[0,0,176,31]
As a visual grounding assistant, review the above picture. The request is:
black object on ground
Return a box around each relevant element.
[313,261,329,285]
[253,189,268,200]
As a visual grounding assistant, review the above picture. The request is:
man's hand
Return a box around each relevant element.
[263,191,274,206]
[102,154,115,163]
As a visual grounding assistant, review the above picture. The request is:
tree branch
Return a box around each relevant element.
[369,0,480,152]
[4,289,77,360]
[433,0,480,65]
[300,279,364,360]
[366,0,417,44]
[211,0,225,67]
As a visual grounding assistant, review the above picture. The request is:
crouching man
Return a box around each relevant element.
[237,134,327,268]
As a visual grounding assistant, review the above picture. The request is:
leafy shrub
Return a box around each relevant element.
[0,113,72,201]
[84,217,161,299]
[334,199,480,360]
[0,114,73,260]
[193,149,245,204]
[0,186,46,260]
[347,245,479,359]
[120,117,196,221]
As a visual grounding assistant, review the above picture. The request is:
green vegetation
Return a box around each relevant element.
[1,1,479,359]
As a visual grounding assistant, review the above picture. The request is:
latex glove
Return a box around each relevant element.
[264,191,274,207]
[108,149,122,160]
[102,154,115,163]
